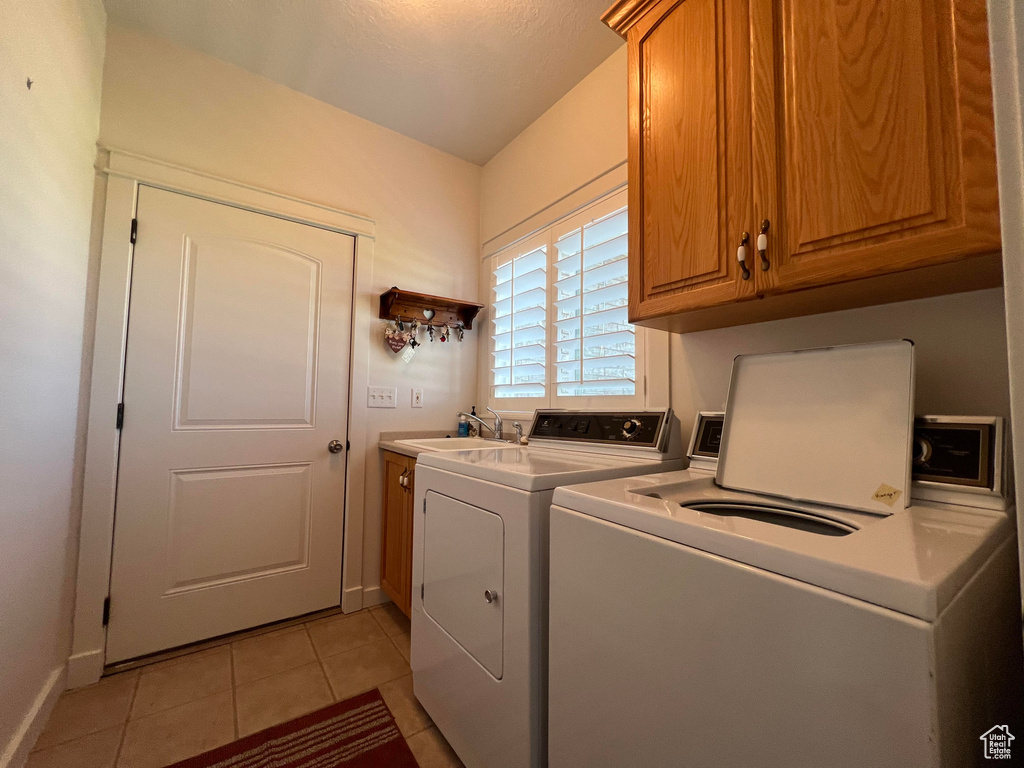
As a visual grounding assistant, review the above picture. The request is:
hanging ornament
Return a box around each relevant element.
[427,324,436,342]
[409,319,420,348]
[439,324,449,342]
[384,322,408,354]
[454,323,465,342]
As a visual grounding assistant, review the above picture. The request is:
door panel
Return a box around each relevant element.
[628,0,754,319]
[176,236,321,428]
[166,463,311,592]
[753,0,1000,294]
[422,491,504,679]
[107,186,355,663]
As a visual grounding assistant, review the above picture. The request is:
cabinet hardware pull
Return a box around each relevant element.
[757,220,771,271]
[737,232,751,280]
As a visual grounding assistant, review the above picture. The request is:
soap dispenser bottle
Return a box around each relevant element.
[458,412,469,437]
[468,406,479,437]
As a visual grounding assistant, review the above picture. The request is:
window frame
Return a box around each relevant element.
[486,188,650,414]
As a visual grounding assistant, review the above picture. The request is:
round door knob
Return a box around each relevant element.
[328,440,344,454]
[484,590,498,604]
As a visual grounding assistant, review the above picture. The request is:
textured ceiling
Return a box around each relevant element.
[102,0,624,165]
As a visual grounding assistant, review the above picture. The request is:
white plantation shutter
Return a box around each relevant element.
[552,197,636,400]
[491,235,547,401]
[488,188,643,410]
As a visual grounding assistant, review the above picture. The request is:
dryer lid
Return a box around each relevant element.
[717,340,915,515]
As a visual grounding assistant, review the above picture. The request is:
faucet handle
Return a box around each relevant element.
[513,421,524,445]
[485,407,503,440]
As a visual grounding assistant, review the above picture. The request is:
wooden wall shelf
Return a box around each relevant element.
[378,287,484,330]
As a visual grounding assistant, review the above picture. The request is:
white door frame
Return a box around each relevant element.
[69,148,376,687]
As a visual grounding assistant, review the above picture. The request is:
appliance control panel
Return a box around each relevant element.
[529,410,670,449]
[913,419,997,490]
[688,412,1005,497]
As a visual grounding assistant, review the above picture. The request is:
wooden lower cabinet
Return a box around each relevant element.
[380,450,415,617]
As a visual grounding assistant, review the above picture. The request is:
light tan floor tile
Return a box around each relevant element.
[406,727,465,768]
[371,603,411,637]
[131,646,232,719]
[116,690,234,768]
[27,724,122,768]
[34,671,138,750]
[307,612,387,659]
[234,662,333,737]
[379,674,431,737]
[390,630,411,663]
[231,627,317,685]
[321,639,410,701]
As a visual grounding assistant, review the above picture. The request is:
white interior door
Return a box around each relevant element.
[106,186,354,663]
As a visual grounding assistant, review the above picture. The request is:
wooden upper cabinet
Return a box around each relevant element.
[752,0,1001,294]
[605,0,1002,331]
[617,0,755,322]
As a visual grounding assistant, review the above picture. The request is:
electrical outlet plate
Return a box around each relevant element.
[367,386,398,408]
[412,388,424,408]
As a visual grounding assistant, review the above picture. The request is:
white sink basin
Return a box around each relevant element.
[397,437,516,451]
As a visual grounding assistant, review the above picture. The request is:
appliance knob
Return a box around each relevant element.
[914,437,933,464]
[622,419,641,438]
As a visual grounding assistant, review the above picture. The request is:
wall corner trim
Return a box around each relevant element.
[0,666,66,768]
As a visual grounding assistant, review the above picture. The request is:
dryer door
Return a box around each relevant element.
[421,491,504,678]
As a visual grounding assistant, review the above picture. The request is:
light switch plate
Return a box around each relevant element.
[411,388,424,408]
[367,386,397,408]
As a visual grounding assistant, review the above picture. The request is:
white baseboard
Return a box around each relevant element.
[341,585,364,614]
[361,586,388,608]
[66,649,104,690]
[0,666,66,768]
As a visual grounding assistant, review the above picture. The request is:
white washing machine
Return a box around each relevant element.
[410,409,685,768]
[548,342,1024,768]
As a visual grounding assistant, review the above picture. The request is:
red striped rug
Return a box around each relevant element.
[166,688,418,768]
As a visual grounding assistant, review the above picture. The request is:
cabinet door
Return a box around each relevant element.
[399,460,415,616]
[421,492,504,678]
[380,451,412,616]
[751,0,1000,295]
[626,0,754,321]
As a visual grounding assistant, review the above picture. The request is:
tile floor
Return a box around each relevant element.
[28,604,464,768]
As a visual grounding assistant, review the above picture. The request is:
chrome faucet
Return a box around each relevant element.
[487,407,503,441]
[458,408,505,441]
[513,421,524,444]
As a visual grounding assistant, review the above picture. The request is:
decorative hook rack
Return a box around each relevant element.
[378,287,483,330]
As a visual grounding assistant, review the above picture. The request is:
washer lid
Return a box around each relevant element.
[417,446,684,492]
[717,340,915,515]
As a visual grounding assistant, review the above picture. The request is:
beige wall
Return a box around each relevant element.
[986,0,1024,586]
[98,25,482,603]
[480,46,626,246]
[671,289,1011,445]
[480,45,1013,449]
[0,0,106,760]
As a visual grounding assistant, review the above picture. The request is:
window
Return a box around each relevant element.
[489,189,644,411]
[552,202,632,397]
[492,242,548,400]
